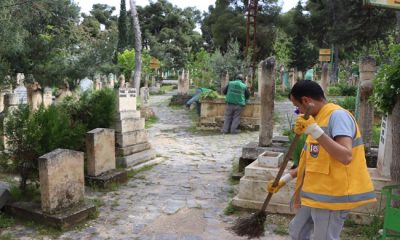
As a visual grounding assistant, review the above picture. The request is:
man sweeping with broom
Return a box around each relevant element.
[268,80,376,240]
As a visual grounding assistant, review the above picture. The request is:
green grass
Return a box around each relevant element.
[372,124,381,147]
[341,216,383,240]
[0,233,15,240]
[126,164,157,178]
[224,200,239,215]
[145,115,159,128]
[161,85,174,93]
[273,224,289,235]
[9,184,41,203]
[0,214,15,229]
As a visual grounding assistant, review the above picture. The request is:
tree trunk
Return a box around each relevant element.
[392,12,400,183]
[129,0,142,92]
[330,46,339,84]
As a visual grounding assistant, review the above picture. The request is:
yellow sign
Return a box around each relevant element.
[319,55,331,62]
[149,57,160,69]
[319,49,331,55]
[364,0,400,9]
[319,48,331,62]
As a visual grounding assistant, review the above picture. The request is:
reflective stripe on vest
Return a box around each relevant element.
[301,191,376,203]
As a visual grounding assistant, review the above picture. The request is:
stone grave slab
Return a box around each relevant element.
[85,169,128,188]
[86,128,116,176]
[117,142,152,156]
[85,128,127,188]
[39,149,84,214]
[4,201,95,229]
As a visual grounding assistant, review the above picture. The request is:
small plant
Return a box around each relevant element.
[126,164,157,178]
[0,213,15,229]
[145,116,159,128]
[224,200,238,215]
[9,184,40,203]
[199,90,221,101]
[273,224,289,235]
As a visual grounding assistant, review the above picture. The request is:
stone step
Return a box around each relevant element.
[117,142,152,156]
[115,110,141,121]
[115,130,148,148]
[117,148,157,168]
[114,118,145,133]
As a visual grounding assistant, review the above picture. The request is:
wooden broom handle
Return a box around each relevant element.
[260,104,313,212]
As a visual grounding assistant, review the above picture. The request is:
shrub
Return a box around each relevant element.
[3,105,85,189]
[2,88,116,190]
[199,90,221,100]
[337,83,357,96]
[327,86,341,96]
[337,96,356,113]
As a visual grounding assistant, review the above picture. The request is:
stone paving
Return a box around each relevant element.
[3,91,295,240]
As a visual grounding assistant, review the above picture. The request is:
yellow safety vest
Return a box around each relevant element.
[295,103,376,210]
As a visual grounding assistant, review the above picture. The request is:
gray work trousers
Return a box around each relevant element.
[289,206,349,240]
[222,103,243,133]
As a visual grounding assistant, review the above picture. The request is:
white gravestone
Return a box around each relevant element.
[14,85,28,104]
[117,88,136,112]
[377,114,393,178]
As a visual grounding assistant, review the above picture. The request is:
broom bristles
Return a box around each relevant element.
[229,211,267,239]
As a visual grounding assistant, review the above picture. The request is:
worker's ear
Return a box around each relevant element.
[300,96,311,105]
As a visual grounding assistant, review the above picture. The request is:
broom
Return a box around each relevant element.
[230,105,313,239]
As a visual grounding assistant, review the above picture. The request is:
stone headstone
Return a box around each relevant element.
[42,87,53,108]
[377,114,393,178]
[118,74,126,88]
[27,81,42,111]
[221,72,229,95]
[259,57,276,147]
[79,77,93,92]
[140,87,150,107]
[358,56,375,150]
[86,128,115,177]
[178,69,189,95]
[16,73,25,85]
[38,149,84,214]
[94,78,102,90]
[117,88,137,112]
[320,63,329,96]
[107,73,115,88]
[117,88,136,112]
[14,85,28,104]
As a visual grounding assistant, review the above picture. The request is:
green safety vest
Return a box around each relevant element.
[225,80,247,106]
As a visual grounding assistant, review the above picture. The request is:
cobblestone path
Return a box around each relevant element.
[5,92,295,240]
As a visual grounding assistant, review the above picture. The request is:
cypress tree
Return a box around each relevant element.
[117,0,128,52]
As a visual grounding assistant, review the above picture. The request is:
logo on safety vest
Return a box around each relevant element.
[310,144,319,158]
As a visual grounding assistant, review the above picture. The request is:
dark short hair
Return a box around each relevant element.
[236,74,244,81]
[289,80,326,101]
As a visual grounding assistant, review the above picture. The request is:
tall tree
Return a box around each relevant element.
[202,0,280,62]
[129,0,142,90]
[117,0,128,52]
[136,0,202,69]
[288,1,317,73]
[2,0,80,87]
[306,0,396,83]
